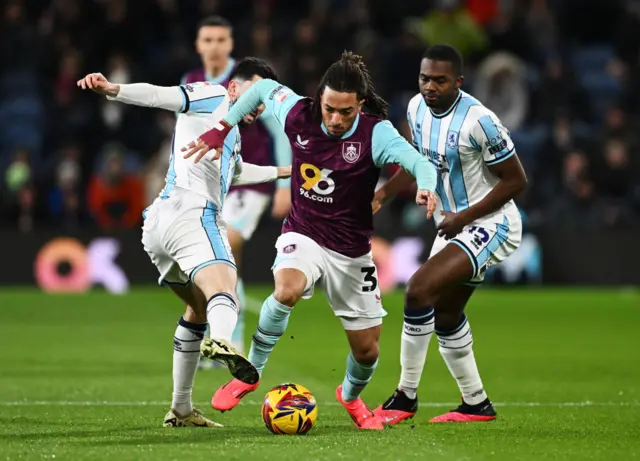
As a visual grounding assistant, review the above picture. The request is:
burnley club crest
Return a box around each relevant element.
[342,142,361,163]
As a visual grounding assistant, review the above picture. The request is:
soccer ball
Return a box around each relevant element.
[261,383,318,435]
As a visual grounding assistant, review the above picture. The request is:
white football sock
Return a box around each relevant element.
[171,316,206,416]
[399,306,435,399]
[206,292,239,342]
[437,315,488,406]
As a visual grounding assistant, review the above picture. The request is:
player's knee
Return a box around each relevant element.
[352,341,379,366]
[273,284,302,308]
[405,276,438,309]
[273,269,307,307]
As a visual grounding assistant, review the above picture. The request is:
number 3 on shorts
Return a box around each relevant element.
[361,267,378,292]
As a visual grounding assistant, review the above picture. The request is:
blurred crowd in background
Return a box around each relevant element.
[1,0,639,234]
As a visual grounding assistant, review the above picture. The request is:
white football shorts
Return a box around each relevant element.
[271,232,387,330]
[142,187,236,286]
[430,213,522,285]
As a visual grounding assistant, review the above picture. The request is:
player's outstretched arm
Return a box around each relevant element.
[371,121,438,218]
[77,73,184,112]
[183,79,302,163]
[218,129,291,185]
[232,159,291,186]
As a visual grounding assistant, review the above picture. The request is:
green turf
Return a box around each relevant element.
[0,287,639,460]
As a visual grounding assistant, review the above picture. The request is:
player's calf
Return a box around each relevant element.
[248,294,293,373]
[399,306,435,396]
[337,324,383,430]
[171,316,207,416]
[210,271,302,411]
[436,314,488,402]
[430,312,495,422]
[340,350,378,402]
[375,306,434,425]
[246,268,304,373]
[165,284,210,414]
[227,227,247,354]
[193,264,239,341]
[342,323,380,398]
[190,263,258,382]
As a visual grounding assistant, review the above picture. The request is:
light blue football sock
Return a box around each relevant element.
[341,352,378,402]
[248,294,291,374]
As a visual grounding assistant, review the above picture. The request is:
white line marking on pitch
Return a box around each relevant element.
[0,401,638,407]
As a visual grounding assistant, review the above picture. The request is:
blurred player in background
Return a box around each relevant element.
[182,51,438,430]
[183,16,292,360]
[77,58,291,428]
[372,44,527,424]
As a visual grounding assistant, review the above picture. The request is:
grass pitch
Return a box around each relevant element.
[0,287,639,460]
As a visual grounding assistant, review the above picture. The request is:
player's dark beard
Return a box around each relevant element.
[426,90,458,114]
[327,125,345,136]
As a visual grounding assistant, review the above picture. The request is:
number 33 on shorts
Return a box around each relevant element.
[431,216,522,283]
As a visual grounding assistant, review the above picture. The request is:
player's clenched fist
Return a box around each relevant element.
[182,120,233,163]
[76,73,119,98]
[415,189,437,219]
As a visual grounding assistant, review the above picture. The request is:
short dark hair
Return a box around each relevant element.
[314,51,389,119]
[230,57,278,82]
[197,15,232,32]
[423,44,463,76]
